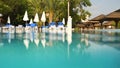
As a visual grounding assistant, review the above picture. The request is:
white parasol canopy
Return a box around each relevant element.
[29,18,33,24]
[23,11,29,21]
[41,11,46,23]
[0,13,3,17]
[62,18,65,25]
[7,16,10,24]
[34,13,39,22]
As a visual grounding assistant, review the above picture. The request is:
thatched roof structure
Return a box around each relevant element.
[106,9,120,19]
[76,24,85,27]
[103,21,114,26]
[90,9,120,21]
[80,9,120,29]
[94,23,101,27]
[85,21,99,24]
[91,14,106,21]
[106,9,120,28]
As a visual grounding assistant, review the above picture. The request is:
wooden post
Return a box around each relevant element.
[100,21,103,29]
[92,23,95,29]
[68,0,70,17]
[115,21,119,29]
[100,22,103,29]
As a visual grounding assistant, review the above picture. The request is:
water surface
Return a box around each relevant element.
[0,30,120,68]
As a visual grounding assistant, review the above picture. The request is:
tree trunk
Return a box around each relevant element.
[49,11,53,23]
[68,0,70,17]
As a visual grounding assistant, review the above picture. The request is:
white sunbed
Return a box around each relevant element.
[9,26,15,33]
[16,25,24,33]
[41,26,49,33]
[2,25,15,33]
[49,25,57,33]
[25,26,32,33]
[31,26,38,33]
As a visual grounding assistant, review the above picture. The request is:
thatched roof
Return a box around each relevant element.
[85,21,99,24]
[94,23,101,27]
[103,21,114,26]
[76,24,85,27]
[90,9,120,21]
[91,14,106,21]
[106,9,120,19]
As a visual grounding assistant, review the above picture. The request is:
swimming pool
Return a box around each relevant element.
[0,30,120,68]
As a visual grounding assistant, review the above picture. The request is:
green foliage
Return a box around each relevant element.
[74,27,80,32]
[118,21,120,28]
[68,0,91,26]
[0,0,91,26]
[0,0,28,25]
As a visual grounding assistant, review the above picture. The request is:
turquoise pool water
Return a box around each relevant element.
[0,30,120,68]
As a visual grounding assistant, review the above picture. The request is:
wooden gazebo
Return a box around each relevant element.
[84,21,99,29]
[90,9,120,29]
[106,9,120,28]
[90,14,106,29]
[76,23,85,28]
[103,21,115,29]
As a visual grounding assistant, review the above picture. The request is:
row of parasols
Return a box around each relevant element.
[7,11,69,28]
[7,11,46,27]
[23,11,45,24]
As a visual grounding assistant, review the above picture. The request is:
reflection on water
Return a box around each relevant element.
[0,30,120,68]
[0,31,120,52]
[83,30,120,50]
[23,39,29,49]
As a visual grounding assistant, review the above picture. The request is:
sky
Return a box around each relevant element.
[85,0,120,19]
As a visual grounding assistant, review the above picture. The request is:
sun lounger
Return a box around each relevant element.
[16,25,24,33]
[2,25,15,33]
[25,26,31,33]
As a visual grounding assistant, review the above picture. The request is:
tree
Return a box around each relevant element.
[0,0,91,26]
[28,0,67,23]
[68,0,91,26]
[45,0,68,22]
[0,0,28,25]
[27,0,43,14]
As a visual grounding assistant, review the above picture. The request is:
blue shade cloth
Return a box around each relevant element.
[58,22,63,26]
[49,22,56,26]
[41,26,46,28]
[6,23,10,26]
[5,24,11,27]
[45,26,49,28]
[41,26,49,28]
[26,24,30,26]
[30,23,37,27]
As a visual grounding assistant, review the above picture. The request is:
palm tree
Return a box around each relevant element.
[51,0,67,22]
[28,0,91,24]
[44,0,54,23]
[27,0,43,14]
[28,0,66,23]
